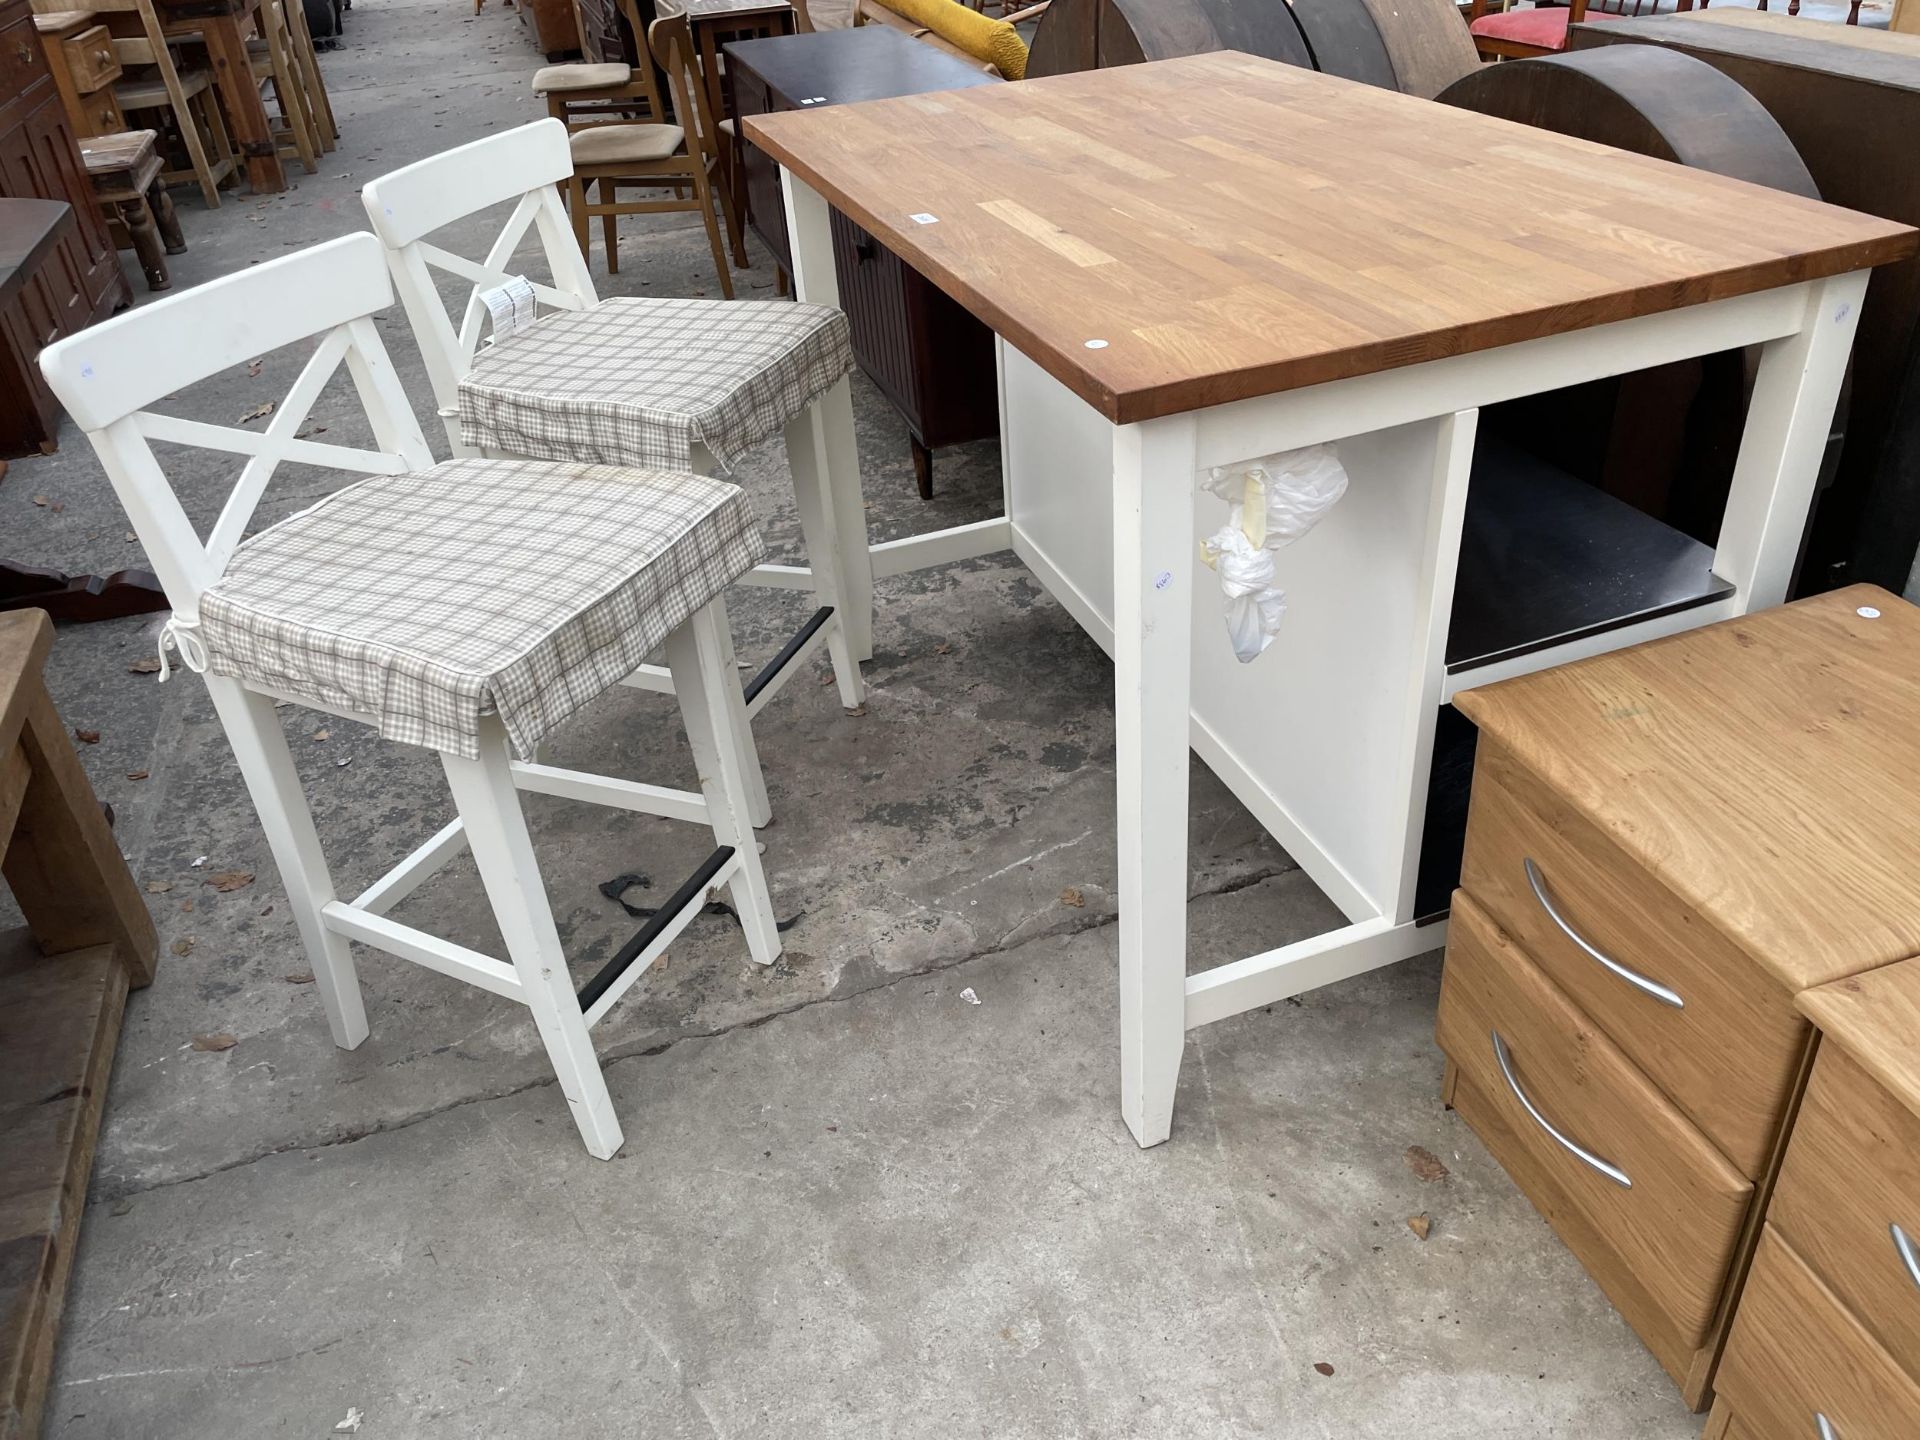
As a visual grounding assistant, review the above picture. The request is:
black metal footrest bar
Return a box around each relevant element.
[742,606,834,706]
[577,845,734,1013]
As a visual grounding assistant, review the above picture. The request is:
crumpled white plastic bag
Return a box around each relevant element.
[1199,444,1349,662]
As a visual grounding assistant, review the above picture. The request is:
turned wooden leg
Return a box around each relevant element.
[118,197,170,292]
[910,436,934,501]
[148,181,186,254]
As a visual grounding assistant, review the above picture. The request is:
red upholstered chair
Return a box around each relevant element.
[1467,0,1638,60]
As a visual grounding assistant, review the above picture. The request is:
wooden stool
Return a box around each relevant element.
[79,129,183,291]
[0,608,160,1440]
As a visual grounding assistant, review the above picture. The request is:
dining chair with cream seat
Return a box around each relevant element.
[361,120,871,829]
[38,232,784,1160]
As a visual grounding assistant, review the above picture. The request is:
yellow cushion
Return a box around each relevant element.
[883,0,1027,80]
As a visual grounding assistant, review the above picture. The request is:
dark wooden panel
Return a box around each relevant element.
[1571,14,1920,591]
[1286,0,1398,90]
[1029,0,1314,76]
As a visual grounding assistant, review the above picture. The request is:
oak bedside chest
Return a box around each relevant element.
[1436,585,1920,1410]
[1707,957,1920,1438]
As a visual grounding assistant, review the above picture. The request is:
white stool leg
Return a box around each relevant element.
[441,717,623,1159]
[784,389,869,707]
[704,593,771,829]
[818,377,875,666]
[664,603,782,966]
[204,676,368,1050]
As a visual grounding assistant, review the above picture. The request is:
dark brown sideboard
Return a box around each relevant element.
[728,25,1000,498]
[0,0,128,457]
[1572,12,1920,594]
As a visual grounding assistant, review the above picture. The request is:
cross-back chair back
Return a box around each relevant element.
[38,234,431,630]
[362,119,597,455]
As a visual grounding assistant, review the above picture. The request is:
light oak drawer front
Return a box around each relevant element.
[1460,740,1805,1178]
[60,24,120,91]
[1770,1044,1920,1380]
[1717,1227,1920,1440]
[1437,891,1753,1345]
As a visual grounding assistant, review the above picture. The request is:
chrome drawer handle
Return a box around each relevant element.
[1893,1223,1920,1292]
[1491,1029,1633,1189]
[1816,1413,1838,1440]
[1524,859,1685,1010]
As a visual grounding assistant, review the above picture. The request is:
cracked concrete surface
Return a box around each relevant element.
[7,0,1699,1433]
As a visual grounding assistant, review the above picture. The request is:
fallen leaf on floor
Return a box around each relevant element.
[128,656,162,674]
[285,971,314,984]
[655,954,669,971]
[126,769,149,781]
[247,357,263,377]
[74,728,101,744]
[145,880,172,894]
[1406,1145,1450,1183]
[191,855,209,867]
[1313,1362,1335,1377]
[818,672,834,686]
[49,500,64,513]
[237,401,275,425]
[180,899,194,913]
[1407,1213,1432,1241]
[190,1032,236,1052]
[1060,887,1085,908]
[31,494,48,506]
[110,1199,133,1216]
[934,642,952,655]
[170,938,194,956]
[204,871,255,893]
[336,756,352,767]
[261,904,274,916]
[333,1407,365,1433]
[960,987,981,1005]
[844,704,867,718]
[312,728,330,742]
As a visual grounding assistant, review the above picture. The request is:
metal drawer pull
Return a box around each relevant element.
[1523,859,1685,1010]
[1491,1029,1633,1189]
[1893,1222,1920,1292]
[1815,1413,1838,1440]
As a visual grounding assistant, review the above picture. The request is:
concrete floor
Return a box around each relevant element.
[3,2,1726,1434]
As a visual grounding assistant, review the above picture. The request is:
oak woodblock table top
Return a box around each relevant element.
[745,52,1918,423]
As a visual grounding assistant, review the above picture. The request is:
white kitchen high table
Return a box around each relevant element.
[741,52,1918,1147]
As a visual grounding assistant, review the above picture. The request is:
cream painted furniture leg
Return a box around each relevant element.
[1111,414,1198,1147]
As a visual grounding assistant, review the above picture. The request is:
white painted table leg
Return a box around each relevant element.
[443,717,623,1160]
[781,169,877,665]
[1716,269,1870,608]
[205,676,369,1050]
[1112,414,1199,1148]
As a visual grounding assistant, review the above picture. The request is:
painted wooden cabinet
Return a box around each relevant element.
[0,0,128,455]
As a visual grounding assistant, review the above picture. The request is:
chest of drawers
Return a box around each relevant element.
[1436,585,1920,1410]
[1707,960,1920,1438]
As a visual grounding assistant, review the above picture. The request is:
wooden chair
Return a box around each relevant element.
[281,0,338,149]
[37,232,784,1161]
[555,10,738,289]
[530,0,672,138]
[1467,0,1660,58]
[32,0,233,207]
[361,121,869,818]
[167,0,325,172]
[78,128,185,291]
